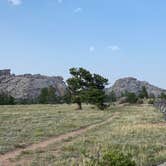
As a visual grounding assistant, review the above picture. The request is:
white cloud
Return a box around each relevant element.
[74,8,83,13]
[8,0,22,6]
[89,46,95,52]
[108,45,120,51]
[57,0,63,4]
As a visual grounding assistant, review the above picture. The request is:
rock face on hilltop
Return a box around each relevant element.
[107,77,166,97]
[0,69,67,100]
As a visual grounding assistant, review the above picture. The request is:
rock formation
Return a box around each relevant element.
[0,69,67,100]
[107,77,166,97]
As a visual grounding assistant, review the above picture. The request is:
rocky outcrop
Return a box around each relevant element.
[107,77,166,97]
[0,69,11,76]
[0,70,67,100]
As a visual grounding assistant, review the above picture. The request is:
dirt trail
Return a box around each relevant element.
[0,113,119,166]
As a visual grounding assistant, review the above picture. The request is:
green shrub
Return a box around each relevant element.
[126,92,138,104]
[87,149,136,166]
[38,86,59,104]
[148,99,154,104]
[139,86,149,99]
[106,91,117,103]
[160,92,166,99]
[0,92,15,105]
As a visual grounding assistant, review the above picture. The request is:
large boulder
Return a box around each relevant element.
[107,77,166,98]
[0,70,67,100]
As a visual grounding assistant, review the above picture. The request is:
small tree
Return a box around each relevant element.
[47,86,58,104]
[139,86,148,99]
[125,92,138,104]
[160,92,166,99]
[0,92,15,105]
[38,86,58,104]
[67,67,108,110]
[38,87,49,104]
[106,91,116,103]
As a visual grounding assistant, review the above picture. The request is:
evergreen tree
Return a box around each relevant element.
[160,92,166,99]
[106,91,117,102]
[67,67,108,110]
[38,86,58,104]
[139,86,149,99]
[0,92,15,105]
[126,92,138,104]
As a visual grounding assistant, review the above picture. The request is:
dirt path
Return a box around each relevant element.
[0,113,119,166]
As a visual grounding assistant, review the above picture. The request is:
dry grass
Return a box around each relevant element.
[1,104,166,166]
[0,104,110,154]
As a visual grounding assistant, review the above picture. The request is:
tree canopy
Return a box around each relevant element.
[67,67,108,110]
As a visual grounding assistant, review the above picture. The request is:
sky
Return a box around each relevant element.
[0,0,166,88]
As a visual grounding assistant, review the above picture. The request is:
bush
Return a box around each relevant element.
[106,91,117,103]
[87,149,136,166]
[148,99,155,104]
[126,92,138,104]
[160,92,166,99]
[137,98,144,104]
[38,86,59,104]
[0,92,15,105]
[139,86,149,99]
[16,98,38,105]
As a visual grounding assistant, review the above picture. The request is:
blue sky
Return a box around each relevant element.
[0,0,166,88]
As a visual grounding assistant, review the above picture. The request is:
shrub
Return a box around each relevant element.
[148,99,155,104]
[87,149,136,166]
[106,91,117,103]
[126,92,138,104]
[137,98,144,104]
[38,86,59,104]
[139,86,149,99]
[160,92,166,99]
[0,92,15,105]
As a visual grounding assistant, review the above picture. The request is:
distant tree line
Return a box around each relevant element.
[0,92,15,105]
[106,86,166,104]
[17,87,71,105]
[0,85,165,106]
[0,87,71,105]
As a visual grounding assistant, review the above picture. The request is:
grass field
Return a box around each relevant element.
[0,104,166,166]
[0,104,110,154]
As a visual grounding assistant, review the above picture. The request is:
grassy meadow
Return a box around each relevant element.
[0,104,110,154]
[0,104,166,166]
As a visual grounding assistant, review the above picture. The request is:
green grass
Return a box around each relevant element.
[0,104,110,154]
[12,105,166,166]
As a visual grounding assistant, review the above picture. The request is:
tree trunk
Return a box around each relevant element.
[77,102,82,110]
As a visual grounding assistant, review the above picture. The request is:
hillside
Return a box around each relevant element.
[0,69,66,100]
[107,77,166,97]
